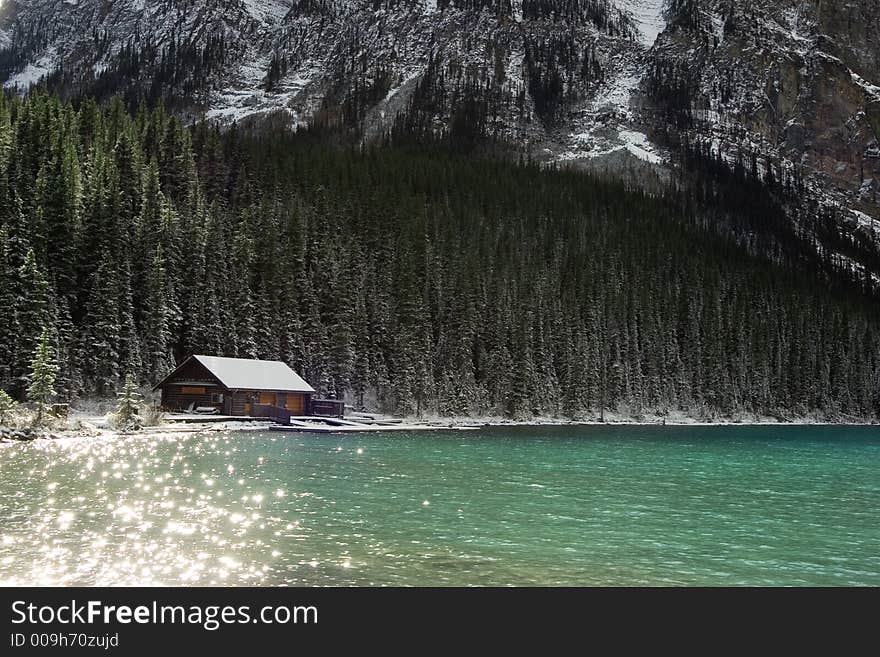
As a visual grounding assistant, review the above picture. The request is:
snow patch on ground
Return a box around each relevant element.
[241,0,290,24]
[851,71,880,100]
[781,5,813,47]
[838,253,880,286]
[406,409,877,428]
[560,128,663,165]
[512,0,523,23]
[709,12,724,44]
[556,46,665,166]
[3,49,57,90]
[618,130,663,164]
[384,71,421,102]
[853,210,880,235]
[593,68,640,120]
[207,62,317,124]
[616,0,666,46]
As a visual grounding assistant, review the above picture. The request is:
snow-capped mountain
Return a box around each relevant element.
[0,0,878,237]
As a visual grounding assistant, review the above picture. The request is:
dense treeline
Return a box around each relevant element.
[0,90,879,419]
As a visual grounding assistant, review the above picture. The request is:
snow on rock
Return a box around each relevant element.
[552,2,668,165]
[618,130,663,164]
[207,56,319,126]
[615,0,666,46]
[558,42,666,167]
[4,65,48,90]
[851,71,880,100]
[781,5,813,52]
[593,67,640,121]
[3,49,57,90]
[241,0,290,24]
[384,71,422,103]
[561,127,663,165]
[852,210,880,236]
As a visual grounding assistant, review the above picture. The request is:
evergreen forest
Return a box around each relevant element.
[1,90,878,420]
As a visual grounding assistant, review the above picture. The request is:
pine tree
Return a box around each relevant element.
[51,295,78,401]
[230,213,257,358]
[35,130,82,303]
[78,255,122,395]
[112,373,143,432]
[142,244,176,382]
[0,389,17,425]
[15,248,52,398]
[27,327,58,426]
[118,258,143,378]
[0,226,19,392]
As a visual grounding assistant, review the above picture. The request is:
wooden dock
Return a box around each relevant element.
[164,414,272,423]
[162,413,471,434]
[270,417,471,434]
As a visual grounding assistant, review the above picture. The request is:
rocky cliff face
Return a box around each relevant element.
[643,0,879,226]
[0,0,878,253]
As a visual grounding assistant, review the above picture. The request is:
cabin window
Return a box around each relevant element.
[212,393,223,404]
[181,386,206,395]
[259,392,276,406]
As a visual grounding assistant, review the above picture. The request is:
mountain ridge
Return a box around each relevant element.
[0,0,878,275]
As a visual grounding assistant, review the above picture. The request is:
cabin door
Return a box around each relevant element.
[285,394,303,415]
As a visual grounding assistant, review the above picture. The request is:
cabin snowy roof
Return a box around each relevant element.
[154,355,316,393]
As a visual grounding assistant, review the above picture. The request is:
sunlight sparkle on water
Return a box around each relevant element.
[0,434,300,585]
[1,426,879,586]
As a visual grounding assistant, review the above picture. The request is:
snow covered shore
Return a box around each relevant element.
[2,407,876,445]
[411,408,880,428]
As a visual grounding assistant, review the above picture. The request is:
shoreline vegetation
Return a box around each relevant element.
[1,402,877,445]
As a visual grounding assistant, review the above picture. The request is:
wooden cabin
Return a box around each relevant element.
[153,355,317,417]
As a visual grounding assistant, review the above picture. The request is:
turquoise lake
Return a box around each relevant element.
[0,425,878,586]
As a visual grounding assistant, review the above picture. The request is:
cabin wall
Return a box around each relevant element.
[227,391,310,416]
[230,392,251,416]
[283,393,308,415]
[161,385,224,412]
[159,358,228,412]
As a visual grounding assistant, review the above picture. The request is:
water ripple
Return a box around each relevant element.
[0,426,878,585]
